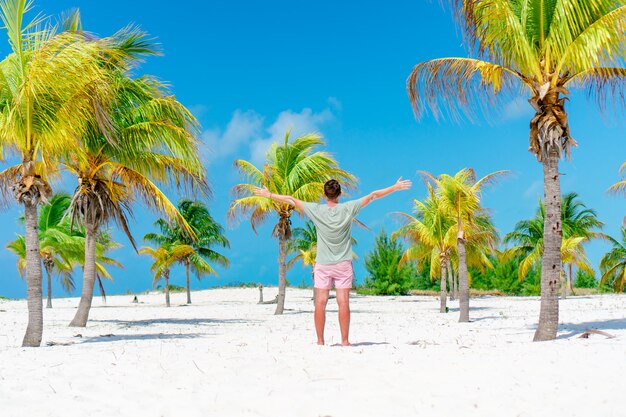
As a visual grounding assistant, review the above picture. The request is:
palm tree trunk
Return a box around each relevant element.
[22,201,43,347]
[439,257,447,313]
[275,236,287,315]
[70,222,99,327]
[447,258,455,301]
[165,271,171,307]
[185,259,191,304]
[46,264,53,309]
[534,149,562,342]
[458,222,470,323]
[568,263,575,296]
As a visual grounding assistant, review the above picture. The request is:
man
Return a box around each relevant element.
[253,177,412,346]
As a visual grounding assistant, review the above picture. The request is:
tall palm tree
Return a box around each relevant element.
[393,185,456,313]
[0,0,122,346]
[230,131,356,315]
[430,168,504,322]
[66,65,208,327]
[600,227,626,292]
[144,199,230,304]
[407,0,626,341]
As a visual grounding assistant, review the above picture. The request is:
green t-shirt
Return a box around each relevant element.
[302,198,363,265]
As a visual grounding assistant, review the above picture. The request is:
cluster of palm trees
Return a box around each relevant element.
[393,169,501,320]
[407,0,625,340]
[0,1,208,346]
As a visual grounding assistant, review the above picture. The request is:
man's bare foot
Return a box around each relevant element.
[317,341,325,346]
[341,341,351,347]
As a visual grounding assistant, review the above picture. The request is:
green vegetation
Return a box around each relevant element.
[145,200,230,304]
[360,230,415,296]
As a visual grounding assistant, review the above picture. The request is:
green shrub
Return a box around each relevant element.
[361,230,415,295]
[574,270,598,288]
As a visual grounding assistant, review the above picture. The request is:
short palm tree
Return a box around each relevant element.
[408,0,626,340]
[144,199,230,304]
[600,227,626,292]
[393,185,456,313]
[505,194,600,292]
[288,220,318,275]
[66,65,208,327]
[139,245,177,307]
[430,168,505,322]
[230,131,356,315]
[0,0,121,347]
[560,192,604,294]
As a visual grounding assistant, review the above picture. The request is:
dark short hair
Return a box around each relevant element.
[324,179,341,200]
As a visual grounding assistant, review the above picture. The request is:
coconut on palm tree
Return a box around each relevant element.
[229,131,356,315]
[407,0,625,341]
[144,199,230,304]
[0,1,123,346]
[600,228,626,292]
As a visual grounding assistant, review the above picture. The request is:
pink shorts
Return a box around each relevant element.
[314,260,354,289]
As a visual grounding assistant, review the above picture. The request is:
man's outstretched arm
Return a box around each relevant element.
[361,177,412,208]
[253,187,305,211]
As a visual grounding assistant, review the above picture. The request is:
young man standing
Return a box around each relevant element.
[253,177,412,346]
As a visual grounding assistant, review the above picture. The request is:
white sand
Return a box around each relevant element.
[0,288,624,417]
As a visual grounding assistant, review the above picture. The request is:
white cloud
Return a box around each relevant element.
[202,105,336,166]
[523,180,543,199]
[202,110,264,160]
[250,107,334,165]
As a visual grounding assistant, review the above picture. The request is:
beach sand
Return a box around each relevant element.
[0,288,624,417]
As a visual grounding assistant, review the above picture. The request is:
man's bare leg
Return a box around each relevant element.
[336,288,351,346]
[314,288,330,345]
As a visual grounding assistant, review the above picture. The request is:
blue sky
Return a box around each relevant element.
[0,1,624,299]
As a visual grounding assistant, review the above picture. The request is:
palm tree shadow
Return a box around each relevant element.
[557,318,626,339]
[79,332,205,344]
[89,318,259,327]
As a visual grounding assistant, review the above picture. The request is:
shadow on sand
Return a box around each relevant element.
[89,317,259,327]
[558,318,626,339]
[330,341,390,347]
[79,332,205,344]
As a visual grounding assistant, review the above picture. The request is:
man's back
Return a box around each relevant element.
[302,199,362,265]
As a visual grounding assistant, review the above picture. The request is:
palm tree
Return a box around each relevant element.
[0,0,122,346]
[430,169,504,322]
[393,185,456,313]
[600,227,626,292]
[287,220,318,283]
[66,59,208,327]
[407,1,626,340]
[139,245,176,307]
[560,192,604,295]
[230,131,356,315]
[144,199,230,304]
[505,193,601,293]
[7,194,81,308]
